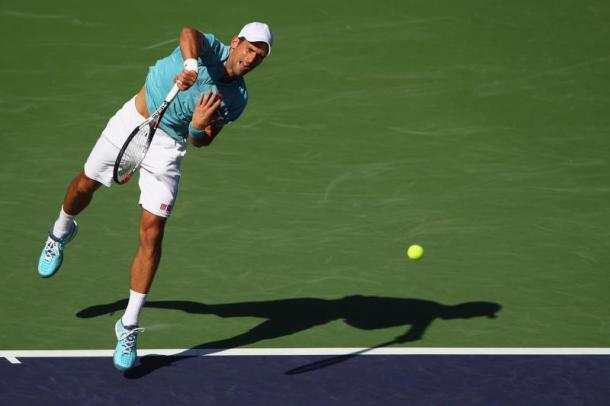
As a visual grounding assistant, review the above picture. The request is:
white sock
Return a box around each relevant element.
[122,289,148,327]
[52,207,75,239]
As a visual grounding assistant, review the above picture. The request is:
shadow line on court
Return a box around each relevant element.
[76,295,501,378]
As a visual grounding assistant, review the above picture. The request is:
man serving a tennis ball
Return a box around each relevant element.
[37,22,273,371]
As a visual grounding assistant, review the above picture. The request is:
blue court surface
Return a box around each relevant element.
[2,352,610,405]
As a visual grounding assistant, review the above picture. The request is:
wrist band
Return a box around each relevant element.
[188,123,206,139]
[183,58,198,72]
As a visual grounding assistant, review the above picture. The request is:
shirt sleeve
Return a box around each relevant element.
[200,33,229,64]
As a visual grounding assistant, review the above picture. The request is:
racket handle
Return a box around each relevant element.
[165,84,180,102]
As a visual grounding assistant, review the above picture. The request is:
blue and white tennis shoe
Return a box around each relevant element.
[113,319,144,371]
[37,220,78,278]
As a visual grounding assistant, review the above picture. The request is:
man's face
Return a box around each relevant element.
[227,37,268,77]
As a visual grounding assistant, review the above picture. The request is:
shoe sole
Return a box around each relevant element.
[39,257,63,278]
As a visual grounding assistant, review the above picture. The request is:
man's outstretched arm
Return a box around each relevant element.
[395,319,432,343]
[174,27,203,91]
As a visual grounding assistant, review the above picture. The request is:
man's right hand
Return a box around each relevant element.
[174,69,198,91]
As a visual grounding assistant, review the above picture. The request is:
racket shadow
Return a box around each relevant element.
[284,339,399,375]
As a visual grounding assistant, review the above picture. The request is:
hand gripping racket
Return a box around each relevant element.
[113,84,180,184]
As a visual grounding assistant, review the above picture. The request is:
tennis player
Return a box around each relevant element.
[37,22,273,371]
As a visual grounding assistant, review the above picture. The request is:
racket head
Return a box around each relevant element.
[113,121,155,184]
[113,84,179,185]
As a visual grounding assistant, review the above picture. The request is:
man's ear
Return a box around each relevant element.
[230,36,241,49]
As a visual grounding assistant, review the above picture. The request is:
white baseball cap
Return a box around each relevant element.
[238,22,274,56]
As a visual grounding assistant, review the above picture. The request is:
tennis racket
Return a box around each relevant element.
[113,84,180,184]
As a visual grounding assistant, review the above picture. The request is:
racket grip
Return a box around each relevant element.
[165,84,180,102]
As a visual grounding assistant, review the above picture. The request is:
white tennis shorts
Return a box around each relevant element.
[84,96,187,218]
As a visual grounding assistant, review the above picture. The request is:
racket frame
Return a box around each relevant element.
[113,84,180,184]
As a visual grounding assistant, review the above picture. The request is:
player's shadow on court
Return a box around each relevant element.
[77,295,501,378]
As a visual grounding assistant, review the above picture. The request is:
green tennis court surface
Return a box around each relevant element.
[1,0,608,353]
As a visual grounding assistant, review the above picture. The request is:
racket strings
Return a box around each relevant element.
[116,125,152,182]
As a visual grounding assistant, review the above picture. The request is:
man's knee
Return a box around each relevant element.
[140,226,164,248]
[139,214,166,249]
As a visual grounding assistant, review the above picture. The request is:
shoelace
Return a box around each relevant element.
[119,327,145,354]
[44,239,60,262]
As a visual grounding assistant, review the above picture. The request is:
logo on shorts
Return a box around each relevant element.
[160,203,173,213]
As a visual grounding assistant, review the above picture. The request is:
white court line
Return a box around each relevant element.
[3,348,610,363]
[3,10,71,19]
[143,38,178,50]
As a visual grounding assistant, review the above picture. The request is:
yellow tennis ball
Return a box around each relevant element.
[407,244,424,260]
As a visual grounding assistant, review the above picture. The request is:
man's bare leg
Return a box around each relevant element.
[51,171,102,236]
[62,171,102,216]
[39,171,102,277]
[121,208,167,326]
[114,208,166,371]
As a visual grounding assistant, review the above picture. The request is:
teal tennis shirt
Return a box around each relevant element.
[145,33,248,141]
